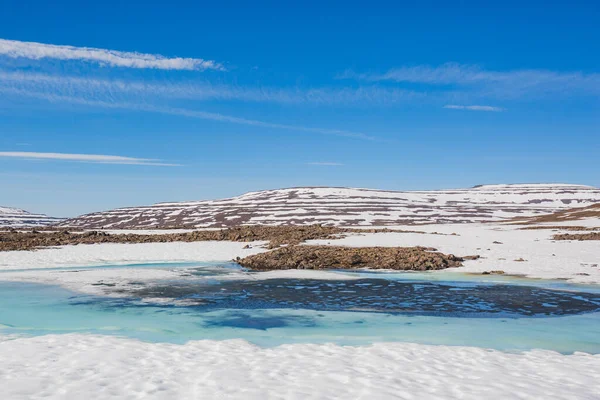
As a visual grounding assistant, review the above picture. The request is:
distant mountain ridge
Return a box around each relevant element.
[0,206,63,227]
[59,184,600,229]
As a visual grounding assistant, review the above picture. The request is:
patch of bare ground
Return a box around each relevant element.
[0,225,431,252]
[510,203,600,225]
[519,226,599,231]
[553,232,600,241]
[0,227,85,233]
[236,245,475,271]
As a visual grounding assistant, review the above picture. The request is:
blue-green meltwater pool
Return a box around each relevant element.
[1,263,599,353]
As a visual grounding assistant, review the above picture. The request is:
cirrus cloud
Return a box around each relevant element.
[0,38,224,71]
[307,162,344,166]
[0,151,181,166]
[0,86,377,141]
[0,70,422,106]
[339,63,600,99]
[443,105,504,112]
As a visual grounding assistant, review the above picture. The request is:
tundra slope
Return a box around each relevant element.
[60,184,600,229]
[0,206,63,227]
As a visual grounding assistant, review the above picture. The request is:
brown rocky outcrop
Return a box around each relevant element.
[0,225,421,252]
[236,245,466,271]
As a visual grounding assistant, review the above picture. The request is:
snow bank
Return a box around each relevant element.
[0,241,267,270]
[0,334,598,400]
[0,241,269,296]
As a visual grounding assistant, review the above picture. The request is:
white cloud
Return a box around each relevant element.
[0,70,420,106]
[340,63,600,99]
[0,86,376,141]
[0,151,180,166]
[444,105,504,112]
[140,105,374,140]
[307,162,344,166]
[0,38,224,71]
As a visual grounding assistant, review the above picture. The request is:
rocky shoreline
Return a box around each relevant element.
[0,225,426,252]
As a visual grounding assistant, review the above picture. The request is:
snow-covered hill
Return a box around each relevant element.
[0,206,63,228]
[59,184,600,229]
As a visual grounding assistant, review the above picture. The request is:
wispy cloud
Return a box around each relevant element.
[339,63,600,99]
[0,78,378,140]
[0,87,376,140]
[136,105,375,140]
[0,70,421,106]
[444,105,504,112]
[0,38,224,71]
[307,162,344,166]
[0,151,180,166]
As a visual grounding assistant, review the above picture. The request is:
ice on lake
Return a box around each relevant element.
[1,263,600,353]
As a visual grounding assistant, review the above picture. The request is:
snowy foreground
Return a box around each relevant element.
[1,334,599,400]
[0,221,599,399]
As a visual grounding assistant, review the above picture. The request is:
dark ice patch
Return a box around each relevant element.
[126,278,600,317]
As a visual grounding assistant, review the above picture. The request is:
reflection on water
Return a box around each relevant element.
[204,312,317,330]
[1,265,600,353]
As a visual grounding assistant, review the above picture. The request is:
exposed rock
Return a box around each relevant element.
[482,270,505,275]
[512,202,600,225]
[0,225,423,252]
[553,232,600,241]
[520,225,598,231]
[236,245,467,271]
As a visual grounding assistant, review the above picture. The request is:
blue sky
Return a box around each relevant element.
[0,0,598,217]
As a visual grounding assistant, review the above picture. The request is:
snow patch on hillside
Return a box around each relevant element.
[60,184,600,229]
[0,206,62,227]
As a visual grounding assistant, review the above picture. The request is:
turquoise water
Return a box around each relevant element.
[1,263,600,353]
[0,261,237,274]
